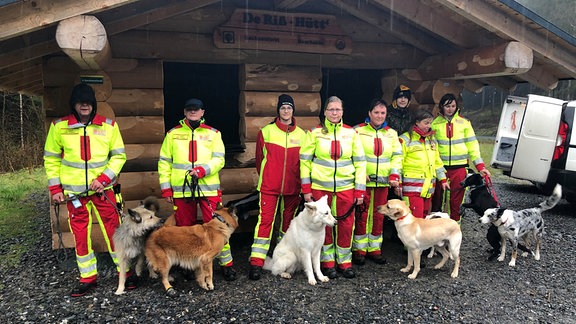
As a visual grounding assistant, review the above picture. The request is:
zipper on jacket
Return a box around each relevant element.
[83,126,89,192]
[280,126,289,195]
[332,124,337,193]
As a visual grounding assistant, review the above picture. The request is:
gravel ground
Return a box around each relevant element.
[1,180,575,323]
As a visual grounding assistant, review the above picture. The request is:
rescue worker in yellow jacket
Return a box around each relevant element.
[431,93,490,222]
[44,83,128,297]
[398,109,449,218]
[158,98,236,281]
[300,96,366,279]
[352,99,402,266]
[248,94,307,280]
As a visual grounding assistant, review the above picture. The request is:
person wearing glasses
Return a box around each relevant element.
[158,98,236,281]
[351,99,402,266]
[248,94,307,280]
[431,93,490,223]
[300,96,366,279]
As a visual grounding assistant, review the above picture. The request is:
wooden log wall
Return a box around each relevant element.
[381,70,464,117]
[232,63,321,201]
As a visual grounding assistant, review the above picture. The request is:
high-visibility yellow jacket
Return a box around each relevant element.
[300,118,366,198]
[399,129,446,198]
[158,118,225,198]
[44,114,126,195]
[354,121,403,188]
[431,111,486,171]
[256,117,306,196]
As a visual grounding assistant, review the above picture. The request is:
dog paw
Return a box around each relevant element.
[451,272,459,278]
[521,252,529,258]
[280,272,292,279]
[207,284,214,291]
[408,272,418,279]
[400,267,411,273]
[165,287,177,297]
[308,279,317,286]
[433,264,443,270]
[497,256,505,262]
[318,275,329,283]
[508,261,516,267]
[114,289,125,295]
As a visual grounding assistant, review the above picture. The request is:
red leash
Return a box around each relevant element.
[483,174,500,207]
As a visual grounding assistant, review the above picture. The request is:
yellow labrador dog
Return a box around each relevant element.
[378,199,461,279]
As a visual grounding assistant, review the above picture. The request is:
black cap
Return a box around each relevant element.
[69,83,97,121]
[277,94,295,114]
[393,85,411,101]
[184,98,204,110]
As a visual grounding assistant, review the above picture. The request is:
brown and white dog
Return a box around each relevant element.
[378,199,462,279]
[145,204,238,296]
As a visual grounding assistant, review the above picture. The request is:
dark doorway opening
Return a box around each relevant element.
[321,69,383,126]
[163,63,240,147]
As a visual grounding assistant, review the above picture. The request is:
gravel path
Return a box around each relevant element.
[1,180,575,323]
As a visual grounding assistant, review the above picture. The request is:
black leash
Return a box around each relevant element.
[334,200,366,221]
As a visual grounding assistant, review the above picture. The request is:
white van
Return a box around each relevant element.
[491,94,576,204]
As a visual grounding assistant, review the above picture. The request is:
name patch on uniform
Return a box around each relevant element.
[197,135,211,141]
[289,138,301,145]
[93,129,106,136]
[60,129,79,135]
[173,134,189,140]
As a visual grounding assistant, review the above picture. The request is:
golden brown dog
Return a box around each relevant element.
[145,204,238,296]
[378,199,461,279]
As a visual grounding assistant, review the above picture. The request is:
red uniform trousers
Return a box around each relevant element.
[249,192,301,267]
[67,190,121,283]
[404,193,431,219]
[431,167,467,221]
[353,187,388,256]
[312,188,355,270]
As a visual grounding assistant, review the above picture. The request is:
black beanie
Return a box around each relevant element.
[393,85,412,101]
[69,83,97,120]
[277,94,295,114]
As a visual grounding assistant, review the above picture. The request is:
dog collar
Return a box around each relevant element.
[212,213,229,227]
[396,213,409,221]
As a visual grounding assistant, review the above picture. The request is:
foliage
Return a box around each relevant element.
[0,91,45,172]
[0,168,47,269]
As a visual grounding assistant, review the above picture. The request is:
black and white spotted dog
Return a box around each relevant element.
[479,184,562,267]
[460,172,529,261]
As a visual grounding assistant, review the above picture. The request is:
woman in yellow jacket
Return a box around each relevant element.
[352,99,402,266]
[431,93,490,222]
[398,109,449,218]
[300,96,366,279]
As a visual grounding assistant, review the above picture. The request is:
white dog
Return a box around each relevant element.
[264,195,335,285]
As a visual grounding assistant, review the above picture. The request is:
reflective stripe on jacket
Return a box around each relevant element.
[300,119,366,197]
[158,118,224,198]
[44,114,126,195]
[256,117,307,196]
[431,111,484,169]
[399,131,446,198]
[354,122,402,188]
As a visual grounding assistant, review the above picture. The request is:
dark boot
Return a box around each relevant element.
[70,281,97,297]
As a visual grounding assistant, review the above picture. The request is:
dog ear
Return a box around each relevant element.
[304,201,317,211]
[128,209,142,223]
[143,196,160,212]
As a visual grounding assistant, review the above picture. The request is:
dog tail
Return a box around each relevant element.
[538,184,562,213]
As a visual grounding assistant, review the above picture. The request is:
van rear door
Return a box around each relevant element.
[491,95,526,173]
[510,94,564,183]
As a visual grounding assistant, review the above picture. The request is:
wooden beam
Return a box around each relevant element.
[436,0,576,79]
[56,15,111,70]
[0,0,139,41]
[324,0,448,54]
[516,64,559,90]
[104,0,222,35]
[110,30,426,69]
[417,42,533,80]
[275,0,309,9]
[370,0,478,48]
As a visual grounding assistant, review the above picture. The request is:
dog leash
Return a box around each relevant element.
[334,200,366,221]
[483,175,500,207]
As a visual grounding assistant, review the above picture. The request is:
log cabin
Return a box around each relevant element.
[0,0,575,251]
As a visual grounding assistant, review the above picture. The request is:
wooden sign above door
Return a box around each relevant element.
[213,9,352,54]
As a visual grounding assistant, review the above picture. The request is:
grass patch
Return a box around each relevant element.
[0,168,47,269]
